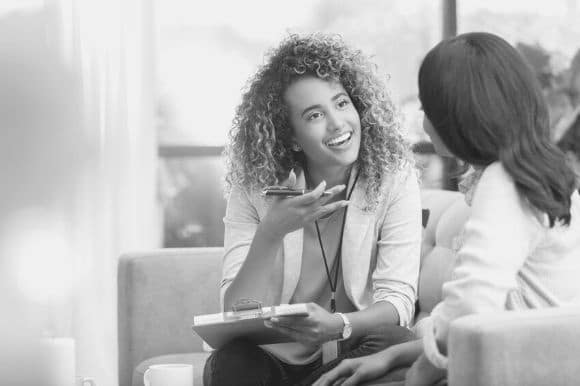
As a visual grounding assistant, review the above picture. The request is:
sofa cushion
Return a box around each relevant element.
[418,191,470,315]
[133,352,210,386]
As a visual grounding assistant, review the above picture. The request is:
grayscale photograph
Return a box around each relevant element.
[1,0,579,385]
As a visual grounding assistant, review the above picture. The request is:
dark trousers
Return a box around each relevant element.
[203,324,415,386]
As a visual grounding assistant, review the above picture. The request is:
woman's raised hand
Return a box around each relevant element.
[259,170,349,240]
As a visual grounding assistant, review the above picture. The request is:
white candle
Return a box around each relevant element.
[39,337,76,386]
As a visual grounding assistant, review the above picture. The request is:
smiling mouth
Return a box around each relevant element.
[325,132,353,147]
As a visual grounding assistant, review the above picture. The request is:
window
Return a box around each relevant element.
[155,0,443,247]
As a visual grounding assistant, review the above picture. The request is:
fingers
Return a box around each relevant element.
[271,302,323,328]
[315,200,350,218]
[318,184,347,205]
[340,373,362,386]
[293,180,327,205]
[271,315,311,328]
[264,320,310,344]
[287,181,346,208]
[313,362,354,386]
[278,168,297,188]
[325,184,347,196]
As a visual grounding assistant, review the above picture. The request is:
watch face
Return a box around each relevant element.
[343,324,352,339]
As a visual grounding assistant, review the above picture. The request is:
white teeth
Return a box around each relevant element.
[326,132,352,146]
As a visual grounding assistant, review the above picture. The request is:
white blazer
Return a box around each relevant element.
[221,166,422,326]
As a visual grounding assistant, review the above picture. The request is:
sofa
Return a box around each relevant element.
[118,189,580,386]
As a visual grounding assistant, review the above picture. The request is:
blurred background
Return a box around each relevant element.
[0,0,578,385]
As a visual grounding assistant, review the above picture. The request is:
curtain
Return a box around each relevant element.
[0,0,158,385]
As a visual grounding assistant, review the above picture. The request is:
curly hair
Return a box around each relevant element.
[224,33,412,209]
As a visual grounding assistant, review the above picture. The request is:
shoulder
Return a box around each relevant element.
[473,162,518,202]
[226,184,268,217]
[471,162,544,225]
[365,163,419,213]
[474,162,520,205]
[382,163,420,198]
[369,162,418,193]
[479,161,512,185]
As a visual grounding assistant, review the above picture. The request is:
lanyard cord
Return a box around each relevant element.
[314,170,360,313]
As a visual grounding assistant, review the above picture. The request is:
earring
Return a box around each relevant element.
[292,143,302,152]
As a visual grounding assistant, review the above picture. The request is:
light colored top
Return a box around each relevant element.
[221,165,422,360]
[290,207,355,315]
[264,208,357,364]
[424,162,580,368]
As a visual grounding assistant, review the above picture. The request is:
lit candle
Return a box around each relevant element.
[39,337,76,386]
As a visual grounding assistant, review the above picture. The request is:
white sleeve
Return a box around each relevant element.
[220,187,260,308]
[373,167,422,326]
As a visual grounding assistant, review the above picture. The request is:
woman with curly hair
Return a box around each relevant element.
[315,32,580,386]
[203,33,422,385]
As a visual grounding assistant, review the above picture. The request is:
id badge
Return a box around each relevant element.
[321,340,339,364]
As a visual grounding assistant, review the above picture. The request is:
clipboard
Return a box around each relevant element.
[191,299,309,350]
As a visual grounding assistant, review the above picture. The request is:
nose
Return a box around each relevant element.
[326,111,345,132]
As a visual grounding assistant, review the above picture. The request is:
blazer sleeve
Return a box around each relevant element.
[373,167,422,326]
[220,186,260,308]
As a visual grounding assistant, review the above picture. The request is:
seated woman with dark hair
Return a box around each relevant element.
[315,31,580,386]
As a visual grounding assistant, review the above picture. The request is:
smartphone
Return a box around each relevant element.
[261,186,332,197]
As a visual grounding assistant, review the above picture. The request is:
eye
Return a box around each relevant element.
[337,98,351,109]
[307,111,324,121]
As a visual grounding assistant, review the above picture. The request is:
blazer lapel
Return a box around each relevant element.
[342,167,375,300]
[281,229,303,303]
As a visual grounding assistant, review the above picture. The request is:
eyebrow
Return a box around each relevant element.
[300,92,349,117]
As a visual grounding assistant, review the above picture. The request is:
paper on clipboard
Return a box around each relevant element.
[192,301,309,350]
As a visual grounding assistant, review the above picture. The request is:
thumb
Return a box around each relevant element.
[279,168,297,188]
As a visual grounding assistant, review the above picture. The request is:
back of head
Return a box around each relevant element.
[419,32,576,226]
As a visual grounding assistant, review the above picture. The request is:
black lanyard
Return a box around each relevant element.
[313,170,360,313]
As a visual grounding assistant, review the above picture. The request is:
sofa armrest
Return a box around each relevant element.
[118,248,222,386]
[448,307,580,386]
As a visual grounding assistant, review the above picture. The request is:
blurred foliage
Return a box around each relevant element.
[516,42,553,88]
[516,42,580,181]
[517,42,580,100]
[516,42,580,140]
[159,157,226,248]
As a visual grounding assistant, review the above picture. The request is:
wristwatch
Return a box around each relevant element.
[335,312,352,341]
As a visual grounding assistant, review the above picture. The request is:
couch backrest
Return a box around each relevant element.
[118,248,222,386]
[418,189,470,317]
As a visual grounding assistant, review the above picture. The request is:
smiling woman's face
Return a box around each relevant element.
[284,76,361,173]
